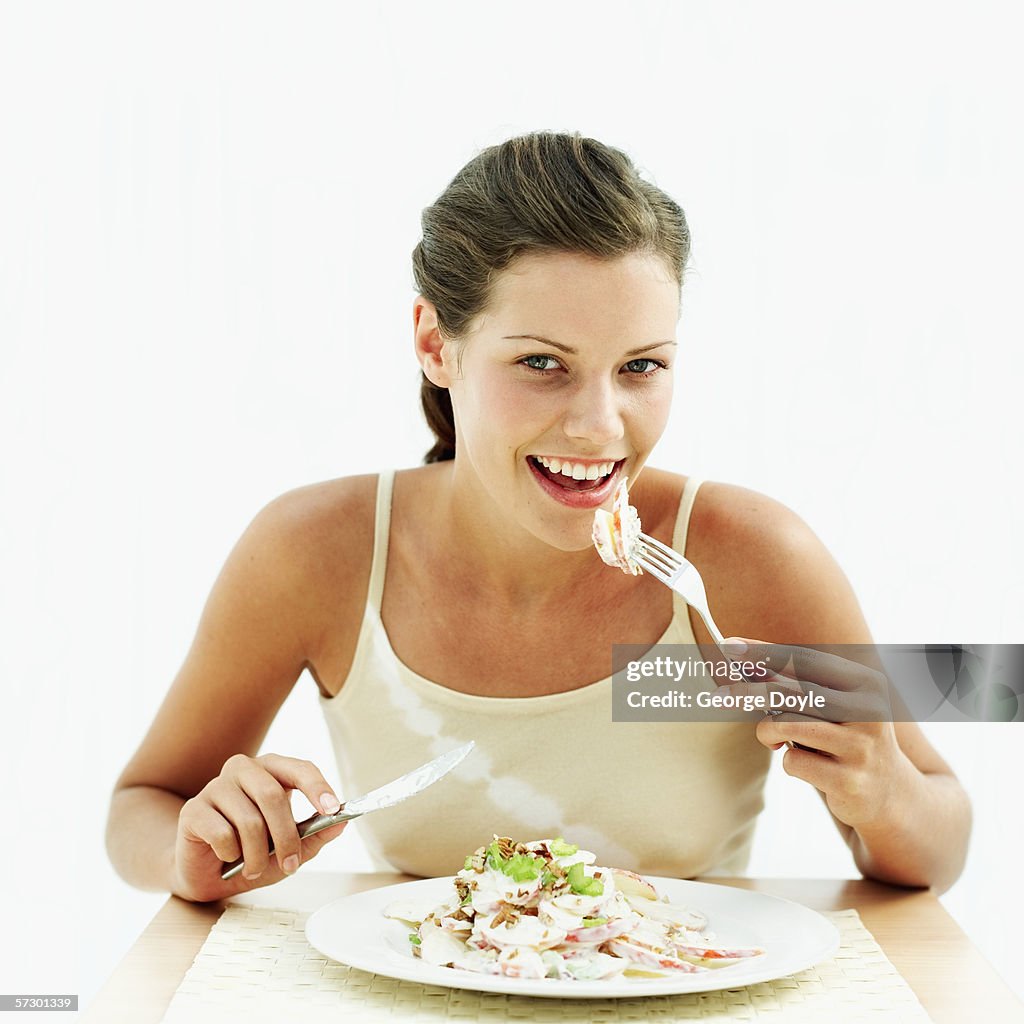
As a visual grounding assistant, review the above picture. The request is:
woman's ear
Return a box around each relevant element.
[413,297,452,388]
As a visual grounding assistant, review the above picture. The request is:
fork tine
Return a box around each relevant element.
[638,535,681,568]
[638,545,678,575]
[636,553,670,582]
[639,532,684,567]
[638,536,726,647]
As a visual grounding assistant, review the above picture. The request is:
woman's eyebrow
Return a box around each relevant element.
[502,335,677,356]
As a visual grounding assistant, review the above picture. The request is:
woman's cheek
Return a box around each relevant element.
[455,371,523,430]
[489,383,552,434]
[629,380,673,441]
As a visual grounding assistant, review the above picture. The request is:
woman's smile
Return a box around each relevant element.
[525,454,627,509]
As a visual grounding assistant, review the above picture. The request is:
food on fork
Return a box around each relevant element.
[384,836,763,981]
[592,480,644,575]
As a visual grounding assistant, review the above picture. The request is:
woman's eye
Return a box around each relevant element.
[521,354,560,372]
[623,358,663,375]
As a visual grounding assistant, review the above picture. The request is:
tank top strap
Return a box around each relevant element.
[666,476,705,640]
[366,470,396,612]
[672,476,705,557]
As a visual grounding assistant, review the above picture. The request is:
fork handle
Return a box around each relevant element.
[693,607,726,646]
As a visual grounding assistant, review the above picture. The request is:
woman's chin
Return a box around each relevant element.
[527,520,602,557]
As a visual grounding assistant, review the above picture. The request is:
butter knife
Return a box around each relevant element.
[221,740,475,880]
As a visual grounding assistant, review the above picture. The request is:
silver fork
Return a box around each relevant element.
[637,533,799,742]
[636,532,726,646]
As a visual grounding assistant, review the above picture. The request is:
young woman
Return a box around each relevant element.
[106,132,971,904]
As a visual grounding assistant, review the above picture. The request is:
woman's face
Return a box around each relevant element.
[438,250,679,551]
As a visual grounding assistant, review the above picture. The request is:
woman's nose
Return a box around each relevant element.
[561,379,625,447]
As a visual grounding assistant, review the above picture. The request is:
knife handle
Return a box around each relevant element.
[220,807,361,880]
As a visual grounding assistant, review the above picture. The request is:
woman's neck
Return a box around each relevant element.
[419,460,613,610]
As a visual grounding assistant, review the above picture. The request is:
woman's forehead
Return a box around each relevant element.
[483,251,680,335]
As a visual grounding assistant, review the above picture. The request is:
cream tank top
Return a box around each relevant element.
[319,472,771,878]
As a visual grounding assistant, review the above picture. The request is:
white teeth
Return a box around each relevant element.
[533,456,618,480]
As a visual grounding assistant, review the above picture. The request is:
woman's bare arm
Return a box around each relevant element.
[690,481,972,893]
[106,477,374,900]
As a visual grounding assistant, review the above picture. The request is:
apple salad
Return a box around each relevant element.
[384,837,763,981]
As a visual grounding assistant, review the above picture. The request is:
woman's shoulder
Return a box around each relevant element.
[643,469,870,644]
[634,469,807,560]
[249,464,445,583]
[638,468,810,547]
[238,473,395,693]
[240,473,382,629]
[688,479,813,554]
[254,473,379,561]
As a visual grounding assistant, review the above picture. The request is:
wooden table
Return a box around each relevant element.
[84,873,1024,1023]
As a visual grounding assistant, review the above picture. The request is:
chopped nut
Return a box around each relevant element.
[489,904,521,929]
[493,835,516,860]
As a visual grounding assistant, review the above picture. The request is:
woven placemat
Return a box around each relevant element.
[161,905,932,1023]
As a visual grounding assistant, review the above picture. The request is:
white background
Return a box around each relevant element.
[1,0,1022,1015]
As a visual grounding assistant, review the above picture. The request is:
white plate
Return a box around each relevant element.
[305,875,840,999]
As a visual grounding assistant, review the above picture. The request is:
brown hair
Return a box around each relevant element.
[412,131,691,463]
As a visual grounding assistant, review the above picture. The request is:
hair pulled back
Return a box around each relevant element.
[412,131,691,463]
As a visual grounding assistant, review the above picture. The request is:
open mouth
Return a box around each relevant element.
[527,455,624,492]
[526,454,627,511]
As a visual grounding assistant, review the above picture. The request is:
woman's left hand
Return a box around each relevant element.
[718,638,915,830]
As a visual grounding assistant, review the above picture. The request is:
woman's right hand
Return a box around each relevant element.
[173,753,349,903]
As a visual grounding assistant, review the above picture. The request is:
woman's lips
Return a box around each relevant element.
[526,456,625,509]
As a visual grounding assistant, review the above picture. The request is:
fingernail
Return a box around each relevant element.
[724,638,747,657]
[243,869,262,881]
[283,854,300,874]
[320,793,341,814]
